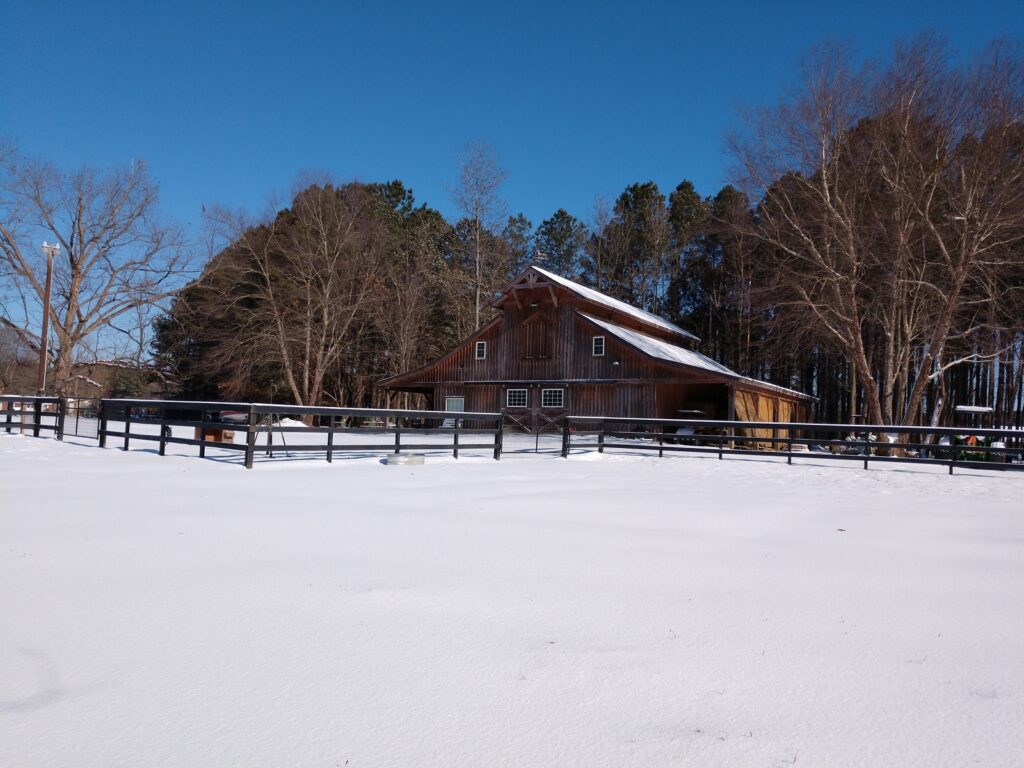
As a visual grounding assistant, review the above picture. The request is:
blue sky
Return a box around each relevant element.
[2,1,1021,233]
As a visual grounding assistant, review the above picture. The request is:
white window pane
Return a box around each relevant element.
[541,389,563,408]
[506,389,527,408]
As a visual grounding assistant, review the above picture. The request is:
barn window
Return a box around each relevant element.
[541,388,564,408]
[592,336,605,356]
[506,389,528,408]
[475,341,487,360]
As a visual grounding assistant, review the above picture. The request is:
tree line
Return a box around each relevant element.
[3,36,1022,427]
[0,141,187,396]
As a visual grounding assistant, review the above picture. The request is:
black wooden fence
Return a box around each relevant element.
[1,395,65,439]
[562,415,1024,475]
[5,394,1024,476]
[96,398,504,468]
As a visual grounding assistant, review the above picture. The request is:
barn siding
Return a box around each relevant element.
[385,270,813,424]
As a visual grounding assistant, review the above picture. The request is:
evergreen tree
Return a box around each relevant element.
[534,209,588,279]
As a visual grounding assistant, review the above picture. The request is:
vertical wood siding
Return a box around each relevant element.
[388,282,812,422]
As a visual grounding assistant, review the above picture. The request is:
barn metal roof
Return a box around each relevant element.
[529,266,700,342]
[582,313,733,375]
[581,313,815,401]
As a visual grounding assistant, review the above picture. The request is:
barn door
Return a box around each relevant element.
[501,390,566,455]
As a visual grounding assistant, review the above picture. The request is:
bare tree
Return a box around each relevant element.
[730,38,1024,425]
[0,326,34,391]
[200,183,385,407]
[0,149,189,392]
[582,195,612,291]
[450,140,507,330]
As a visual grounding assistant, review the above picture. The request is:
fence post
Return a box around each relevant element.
[494,417,503,460]
[862,430,869,470]
[658,428,664,458]
[32,399,42,437]
[198,410,206,459]
[453,425,459,459]
[787,435,793,465]
[561,418,570,458]
[326,417,335,463]
[244,405,257,469]
[718,431,724,460]
[56,398,66,441]
[394,426,400,455]
[4,399,12,434]
[598,421,605,454]
[98,401,108,448]
[123,407,132,451]
[158,405,168,456]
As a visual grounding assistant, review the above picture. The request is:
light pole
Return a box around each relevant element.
[36,241,60,395]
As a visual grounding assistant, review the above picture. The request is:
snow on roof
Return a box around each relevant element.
[582,313,816,400]
[530,265,699,341]
[581,314,734,376]
[734,375,817,402]
[955,405,994,413]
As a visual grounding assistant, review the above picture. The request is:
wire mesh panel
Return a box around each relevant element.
[500,409,566,454]
[65,398,101,439]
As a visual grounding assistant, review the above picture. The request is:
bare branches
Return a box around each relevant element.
[451,140,507,330]
[729,37,1024,425]
[178,183,388,407]
[0,150,192,393]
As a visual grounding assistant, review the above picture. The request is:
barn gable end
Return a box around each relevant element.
[382,266,814,424]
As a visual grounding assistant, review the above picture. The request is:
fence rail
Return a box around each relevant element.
[96,398,504,468]
[562,415,1024,475]
[4,394,1023,476]
[1,395,65,439]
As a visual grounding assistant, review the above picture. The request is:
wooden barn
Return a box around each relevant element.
[383,266,814,432]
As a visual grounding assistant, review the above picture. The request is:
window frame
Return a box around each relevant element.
[475,341,487,360]
[592,335,605,357]
[506,388,528,408]
[541,388,564,409]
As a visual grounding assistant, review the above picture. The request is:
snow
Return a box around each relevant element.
[733,374,816,401]
[3,432,1024,767]
[530,265,699,341]
[581,313,813,401]
[582,313,737,376]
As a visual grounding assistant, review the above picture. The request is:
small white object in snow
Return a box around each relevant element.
[386,453,425,465]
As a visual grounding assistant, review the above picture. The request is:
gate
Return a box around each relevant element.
[65,397,101,439]
[501,409,567,454]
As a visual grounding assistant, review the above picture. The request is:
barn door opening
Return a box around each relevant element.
[441,397,465,429]
[501,391,566,455]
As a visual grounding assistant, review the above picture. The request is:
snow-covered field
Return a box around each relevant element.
[2,432,1023,767]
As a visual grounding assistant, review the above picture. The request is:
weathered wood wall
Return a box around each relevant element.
[390,282,811,423]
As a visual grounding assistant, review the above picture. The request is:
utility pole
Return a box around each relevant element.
[36,241,60,394]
